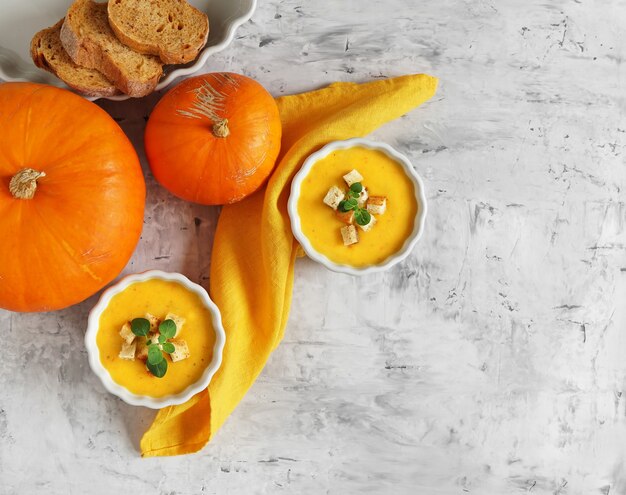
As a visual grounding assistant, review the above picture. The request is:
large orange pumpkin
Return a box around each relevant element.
[144,72,281,205]
[0,83,145,312]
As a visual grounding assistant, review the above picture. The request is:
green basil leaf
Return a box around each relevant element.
[131,318,150,337]
[147,359,168,378]
[350,182,363,193]
[345,198,358,210]
[355,210,371,226]
[158,334,166,344]
[337,200,348,212]
[159,319,176,339]
[147,345,164,365]
[146,340,152,346]
[162,342,176,354]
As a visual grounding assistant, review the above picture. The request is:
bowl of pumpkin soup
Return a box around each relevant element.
[85,270,226,408]
[288,138,427,275]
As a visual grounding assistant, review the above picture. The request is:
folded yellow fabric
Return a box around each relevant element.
[140,73,438,457]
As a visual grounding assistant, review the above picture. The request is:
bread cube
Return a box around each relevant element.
[323,186,345,210]
[357,187,369,207]
[342,169,363,186]
[119,341,136,361]
[169,339,190,362]
[335,209,355,225]
[340,225,359,246]
[145,313,159,332]
[164,313,185,337]
[358,213,377,232]
[119,322,135,344]
[136,339,149,361]
[367,196,387,215]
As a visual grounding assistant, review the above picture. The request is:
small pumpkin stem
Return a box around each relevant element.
[177,77,238,139]
[212,119,230,138]
[9,168,46,199]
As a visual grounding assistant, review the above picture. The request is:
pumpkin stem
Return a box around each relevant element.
[9,168,46,199]
[212,119,230,138]
[177,75,239,138]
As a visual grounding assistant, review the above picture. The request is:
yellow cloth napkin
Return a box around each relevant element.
[140,74,438,457]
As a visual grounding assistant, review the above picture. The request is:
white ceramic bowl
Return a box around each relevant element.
[85,270,226,408]
[287,138,428,275]
[0,0,256,101]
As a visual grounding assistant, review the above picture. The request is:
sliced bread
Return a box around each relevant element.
[30,19,119,97]
[107,0,209,64]
[60,0,163,97]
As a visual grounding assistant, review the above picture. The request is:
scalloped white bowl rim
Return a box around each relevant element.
[85,270,226,408]
[287,138,428,276]
[101,0,257,101]
[0,0,257,102]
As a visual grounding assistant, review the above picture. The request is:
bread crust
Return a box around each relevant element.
[60,0,163,97]
[107,0,209,64]
[30,19,120,97]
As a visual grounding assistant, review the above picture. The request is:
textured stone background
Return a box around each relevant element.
[2,0,626,493]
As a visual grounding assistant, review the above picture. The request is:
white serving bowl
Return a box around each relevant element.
[287,138,428,276]
[85,270,226,408]
[0,0,256,101]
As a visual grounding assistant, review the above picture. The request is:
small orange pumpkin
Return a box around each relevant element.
[144,72,282,205]
[0,82,145,312]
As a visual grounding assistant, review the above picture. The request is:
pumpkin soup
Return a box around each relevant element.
[297,146,418,266]
[97,279,215,397]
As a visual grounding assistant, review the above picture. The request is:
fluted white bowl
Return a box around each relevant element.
[0,0,256,101]
[85,270,226,408]
[288,138,428,275]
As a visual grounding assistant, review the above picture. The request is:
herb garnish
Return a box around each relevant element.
[337,182,371,226]
[131,317,178,378]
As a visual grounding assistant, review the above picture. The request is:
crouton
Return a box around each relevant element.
[357,187,369,207]
[358,213,377,232]
[164,313,185,337]
[145,313,159,332]
[119,321,135,344]
[336,209,355,225]
[367,196,387,215]
[342,169,363,186]
[323,186,345,210]
[340,225,359,246]
[119,341,136,360]
[169,339,190,362]
[136,339,149,361]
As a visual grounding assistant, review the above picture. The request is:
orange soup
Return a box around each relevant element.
[297,147,418,266]
[97,279,215,397]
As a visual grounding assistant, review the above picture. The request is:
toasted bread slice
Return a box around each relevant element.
[30,19,119,97]
[60,0,163,97]
[108,0,209,64]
